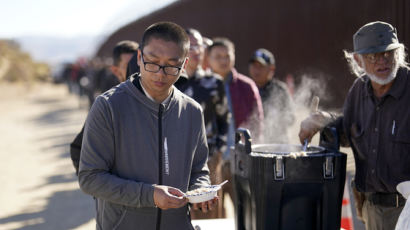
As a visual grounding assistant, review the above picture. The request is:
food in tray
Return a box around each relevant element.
[185,186,217,203]
[186,187,213,196]
[185,180,228,203]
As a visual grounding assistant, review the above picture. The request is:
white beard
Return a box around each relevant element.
[366,62,399,85]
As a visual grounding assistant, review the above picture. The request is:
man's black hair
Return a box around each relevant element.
[112,40,139,66]
[207,37,235,53]
[140,21,190,57]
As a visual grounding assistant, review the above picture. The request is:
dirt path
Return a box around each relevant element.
[0,82,95,230]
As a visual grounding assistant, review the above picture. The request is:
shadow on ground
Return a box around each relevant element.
[0,189,94,230]
[26,172,78,191]
[29,107,81,127]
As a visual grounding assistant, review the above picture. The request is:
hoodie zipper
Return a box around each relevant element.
[156,104,164,230]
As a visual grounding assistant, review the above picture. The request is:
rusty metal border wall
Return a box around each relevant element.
[96,0,410,108]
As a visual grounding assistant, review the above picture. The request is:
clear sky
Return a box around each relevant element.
[0,0,177,38]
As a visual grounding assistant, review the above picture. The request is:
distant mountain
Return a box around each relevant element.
[16,35,108,66]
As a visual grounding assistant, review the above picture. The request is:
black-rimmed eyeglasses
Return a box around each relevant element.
[140,52,185,76]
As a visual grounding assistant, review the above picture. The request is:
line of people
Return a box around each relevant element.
[58,41,138,109]
[71,20,410,230]
[70,22,296,226]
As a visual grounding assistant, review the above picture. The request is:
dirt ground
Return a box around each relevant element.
[0,82,95,230]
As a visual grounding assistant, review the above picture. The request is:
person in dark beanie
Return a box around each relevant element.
[79,21,216,230]
[299,21,410,230]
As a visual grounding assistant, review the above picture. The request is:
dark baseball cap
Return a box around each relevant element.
[249,48,275,65]
[353,21,401,54]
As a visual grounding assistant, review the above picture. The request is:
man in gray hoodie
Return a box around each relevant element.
[79,21,216,230]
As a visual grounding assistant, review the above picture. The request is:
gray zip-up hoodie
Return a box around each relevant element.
[79,78,210,230]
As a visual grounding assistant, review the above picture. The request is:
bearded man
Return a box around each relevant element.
[298,21,410,230]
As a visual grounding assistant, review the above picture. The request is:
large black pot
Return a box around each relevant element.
[232,128,347,230]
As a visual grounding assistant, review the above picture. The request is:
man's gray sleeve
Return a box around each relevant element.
[78,96,155,207]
